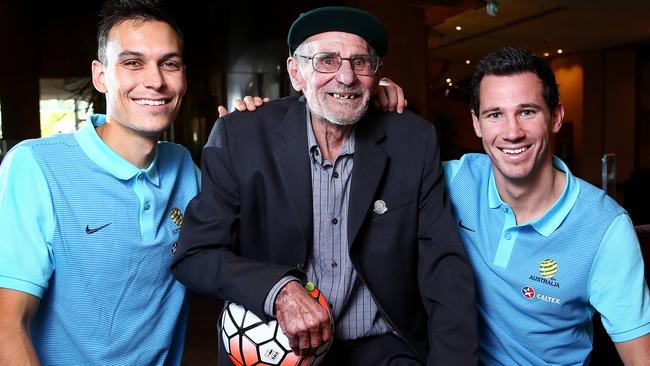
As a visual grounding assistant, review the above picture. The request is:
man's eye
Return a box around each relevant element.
[352,59,368,67]
[162,61,181,70]
[520,110,536,118]
[320,57,336,65]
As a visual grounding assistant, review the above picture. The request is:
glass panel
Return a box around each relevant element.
[39,78,94,137]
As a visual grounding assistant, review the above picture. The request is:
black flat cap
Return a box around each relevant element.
[287,6,388,56]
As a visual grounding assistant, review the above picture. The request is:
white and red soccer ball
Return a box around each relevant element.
[220,284,333,366]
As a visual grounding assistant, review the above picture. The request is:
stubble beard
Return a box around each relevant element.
[308,98,369,126]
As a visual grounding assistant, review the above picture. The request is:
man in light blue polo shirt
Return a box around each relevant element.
[444,47,650,364]
[0,1,199,364]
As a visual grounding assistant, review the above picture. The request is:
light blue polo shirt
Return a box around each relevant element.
[444,153,650,365]
[0,114,200,365]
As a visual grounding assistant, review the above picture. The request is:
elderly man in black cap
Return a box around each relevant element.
[173,6,478,365]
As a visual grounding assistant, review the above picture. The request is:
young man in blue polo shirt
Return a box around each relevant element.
[444,47,650,365]
[0,1,199,364]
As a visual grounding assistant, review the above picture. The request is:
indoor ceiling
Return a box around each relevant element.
[424,0,650,80]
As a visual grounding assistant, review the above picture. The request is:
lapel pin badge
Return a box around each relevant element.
[373,200,388,214]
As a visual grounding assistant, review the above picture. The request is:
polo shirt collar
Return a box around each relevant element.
[74,114,160,186]
[487,156,580,236]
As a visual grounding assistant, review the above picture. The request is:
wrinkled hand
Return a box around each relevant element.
[217,96,271,117]
[373,77,407,113]
[274,281,332,358]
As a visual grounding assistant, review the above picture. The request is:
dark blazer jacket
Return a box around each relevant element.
[172,96,478,365]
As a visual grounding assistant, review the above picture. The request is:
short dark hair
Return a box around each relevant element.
[469,47,559,114]
[97,0,183,63]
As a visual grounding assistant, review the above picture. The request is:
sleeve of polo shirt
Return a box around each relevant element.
[588,214,650,342]
[0,146,55,298]
[442,158,462,188]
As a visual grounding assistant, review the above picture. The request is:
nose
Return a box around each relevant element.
[504,116,526,140]
[335,59,357,86]
[143,63,164,89]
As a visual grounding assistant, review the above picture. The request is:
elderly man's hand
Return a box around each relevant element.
[274,281,332,358]
[217,96,271,117]
[373,77,407,113]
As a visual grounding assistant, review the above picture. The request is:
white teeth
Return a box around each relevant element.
[333,93,356,100]
[502,147,529,155]
[134,99,166,106]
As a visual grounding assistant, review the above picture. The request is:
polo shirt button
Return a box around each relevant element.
[332,172,339,179]
[144,202,151,210]
[331,261,338,268]
[331,218,338,225]
[505,232,512,240]
[138,175,144,180]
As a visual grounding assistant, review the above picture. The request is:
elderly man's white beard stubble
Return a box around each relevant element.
[308,87,370,126]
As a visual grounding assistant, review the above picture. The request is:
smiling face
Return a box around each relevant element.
[91,19,186,139]
[472,72,564,186]
[287,31,377,126]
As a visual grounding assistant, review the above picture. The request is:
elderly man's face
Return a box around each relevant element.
[288,31,377,126]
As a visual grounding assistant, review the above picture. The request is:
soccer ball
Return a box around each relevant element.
[219,284,333,366]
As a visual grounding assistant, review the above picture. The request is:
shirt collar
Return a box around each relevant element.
[74,114,160,186]
[305,109,355,165]
[488,156,580,236]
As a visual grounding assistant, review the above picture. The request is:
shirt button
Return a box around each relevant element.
[144,202,151,210]
[503,207,509,213]
[331,218,338,225]
[138,175,144,180]
[505,232,512,240]
[332,172,339,179]
[331,261,338,268]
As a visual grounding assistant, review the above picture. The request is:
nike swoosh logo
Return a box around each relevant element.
[458,220,475,232]
[85,223,111,234]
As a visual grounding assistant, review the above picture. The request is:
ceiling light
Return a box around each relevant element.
[455,26,462,31]
[465,59,471,64]
[445,78,452,83]
[543,52,550,57]
[557,49,563,54]
[448,82,453,86]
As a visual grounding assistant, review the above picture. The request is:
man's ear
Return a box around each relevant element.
[286,56,304,92]
[91,60,107,94]
[471,110,482,138]
[551,103,564,134]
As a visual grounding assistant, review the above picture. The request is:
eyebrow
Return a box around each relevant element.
[479,106,501,116]
[117,50,183,60]
[518,103,543,110]
[480,103,543,116]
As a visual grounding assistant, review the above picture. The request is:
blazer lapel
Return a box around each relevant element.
[273,98,313,247]
[348,114,387,247]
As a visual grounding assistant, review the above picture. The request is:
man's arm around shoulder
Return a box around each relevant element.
[0,288,40,365]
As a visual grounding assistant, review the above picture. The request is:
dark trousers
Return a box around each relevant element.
[321,333,424,366]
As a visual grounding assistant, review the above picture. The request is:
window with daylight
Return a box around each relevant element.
[39,78,94,137]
